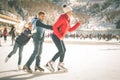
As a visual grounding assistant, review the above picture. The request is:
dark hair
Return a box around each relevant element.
[63,4,67,8]
[38,11,45,16]
[11,25,14,28]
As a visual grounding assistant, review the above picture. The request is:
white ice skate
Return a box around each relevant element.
[18,65,21,70]
[45,61,55,72]
[5,57,9,63]
[57,63,68,72]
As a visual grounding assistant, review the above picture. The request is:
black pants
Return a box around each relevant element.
[4,35,7,41]
[52,34,66,62]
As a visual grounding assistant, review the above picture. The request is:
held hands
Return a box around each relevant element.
[31,29,36,34]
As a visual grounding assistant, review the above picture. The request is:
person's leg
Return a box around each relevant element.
[58,41,68,71]
[35,40,43,66]
[45,34,64,72]
[5,36,7,42]
[35,40,44,72]
[25,39,40,67]
[18,45,24,70]
[0,37,1,46]
[11,36,15,45]
[5,42,19,62]
[18,45,23,65]
[59,41,66,62]
[4,36,6,42]
[51,34,65,62]
[23,39,39,73]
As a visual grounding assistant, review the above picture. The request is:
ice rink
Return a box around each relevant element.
[0,37,120,80]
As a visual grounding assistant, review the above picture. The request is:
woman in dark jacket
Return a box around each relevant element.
[9,25,16,46]
[3,28,8,42]
[5,22,33,70]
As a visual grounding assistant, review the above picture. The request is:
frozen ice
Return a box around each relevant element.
[0,37,120,80]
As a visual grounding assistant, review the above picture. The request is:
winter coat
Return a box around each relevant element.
[16,28,31,45]
[53,14,81,39]
[32,18,52,40]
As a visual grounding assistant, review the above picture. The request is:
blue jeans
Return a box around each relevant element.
[25,38,43,67]
[8,42,24,65]
[52,34,66,62]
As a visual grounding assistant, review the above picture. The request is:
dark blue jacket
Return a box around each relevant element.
[16,28,31,45]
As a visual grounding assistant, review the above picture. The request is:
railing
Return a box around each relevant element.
[0,14,20,24]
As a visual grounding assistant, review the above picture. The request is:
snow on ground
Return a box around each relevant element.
[0,37,120,80]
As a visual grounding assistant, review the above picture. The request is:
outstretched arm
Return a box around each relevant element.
[36,20,52,30]
[69,20,82,32]
[69,22,80,32]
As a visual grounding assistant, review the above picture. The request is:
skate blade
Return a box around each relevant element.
[35,69,44,72]
[22,68,32,73]
[18,68,22,71]
[57,69,68,73]
[54,70,68,74]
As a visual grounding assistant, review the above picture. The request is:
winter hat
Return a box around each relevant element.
[63,5,72,13]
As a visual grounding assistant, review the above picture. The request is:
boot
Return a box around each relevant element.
[18,65,21,70]
[23,65,33,73]
[5,57,9,63]
[57,62,68,72]
[45,61,55,72]
[35,66,44,72]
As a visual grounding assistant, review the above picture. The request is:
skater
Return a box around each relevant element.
[9,25,16,46]
[45,5,82,72]
[0,29,2,46]
[5,22,33,70]
[3,27,8,42]
[23,11,52,73]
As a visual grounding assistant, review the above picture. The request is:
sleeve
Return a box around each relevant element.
[68,22,81,32]
[36,20,52,30]
[53,16,64,39]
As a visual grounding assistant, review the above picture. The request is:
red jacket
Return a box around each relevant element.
[53,14,81,39]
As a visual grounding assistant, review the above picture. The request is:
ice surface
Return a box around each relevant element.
[0,37,120,80]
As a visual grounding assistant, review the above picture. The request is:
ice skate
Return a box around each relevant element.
[23,65,33,73]
[5,57,9,63]
[18,65,21,70]
[57,63,68,72]
[45,61,55,72]
[35,66,44,72]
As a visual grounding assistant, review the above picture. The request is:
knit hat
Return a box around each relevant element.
[63,5,72,13]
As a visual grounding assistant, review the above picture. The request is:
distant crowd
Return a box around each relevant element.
[45,32,120,41]
[0,27,120,47]
[0,26,16,46]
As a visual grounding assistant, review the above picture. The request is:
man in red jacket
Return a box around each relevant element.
[45,5,82,72]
